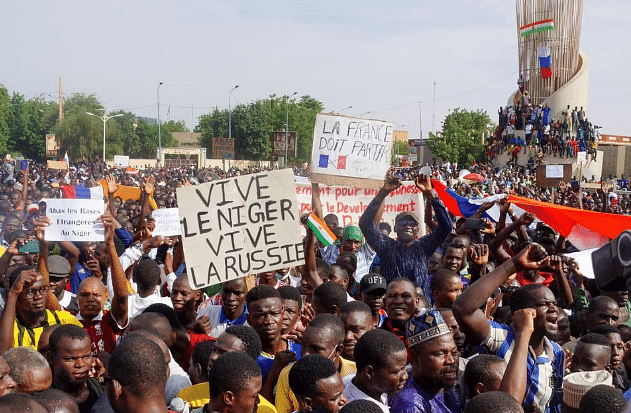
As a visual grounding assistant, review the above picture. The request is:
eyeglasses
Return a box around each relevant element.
[397,221,418,228]
[21,285,49,298]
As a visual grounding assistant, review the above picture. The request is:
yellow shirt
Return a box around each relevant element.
[275,357,356,413]
[177,382,277,413]
[13,309,82,349]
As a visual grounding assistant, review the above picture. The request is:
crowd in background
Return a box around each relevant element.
[0,154,628,413]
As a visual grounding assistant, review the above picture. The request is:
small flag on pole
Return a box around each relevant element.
[64,152,69,166]
[306,212,337,246]
[520,18,554,37]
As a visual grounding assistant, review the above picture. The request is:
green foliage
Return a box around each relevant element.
[162,119,188,133]
[197,94,324,162]
[391,140,410,165]
[426,108,493,165]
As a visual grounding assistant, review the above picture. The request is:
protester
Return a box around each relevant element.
[288,354,347,413]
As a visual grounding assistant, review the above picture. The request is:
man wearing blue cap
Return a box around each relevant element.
[389,309,464,413]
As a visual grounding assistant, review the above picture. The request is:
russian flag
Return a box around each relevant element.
[431,179,496,220]
[61,184,104,200]
[537,46,552,79]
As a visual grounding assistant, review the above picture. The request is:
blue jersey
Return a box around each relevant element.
[481,321,564,413]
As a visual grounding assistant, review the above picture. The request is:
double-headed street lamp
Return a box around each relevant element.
[285,91,297,167]
[86,111,123,161]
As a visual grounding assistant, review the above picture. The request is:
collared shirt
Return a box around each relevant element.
[359,197,452,298]
[388,374,464,413]
[344,378,390,413]
[127,292,173,321]
[195,304,248,339]
[258,340,302,386]
[13,309,82,349]
[319,242,376,284]
[481,320,564,413]
[77,310,126,355]
[275,356,356,413]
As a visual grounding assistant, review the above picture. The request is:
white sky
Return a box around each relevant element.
[1,1,629,139]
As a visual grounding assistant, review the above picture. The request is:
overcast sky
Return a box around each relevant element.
[2,1,629,140]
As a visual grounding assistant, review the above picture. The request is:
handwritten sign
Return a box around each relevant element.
[545,165,564,178]
[295,181,424,235]
[47,160,68,170]
[310,114,394,189]
[45,199,105,242]
[176,169,304,289]
[113,155,130,167]
[152,208,181,236]
[270,131,297,157]
[211,138,235,159]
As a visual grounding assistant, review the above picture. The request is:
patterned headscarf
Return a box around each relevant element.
[341,224,363,242]
[406,309,451,348]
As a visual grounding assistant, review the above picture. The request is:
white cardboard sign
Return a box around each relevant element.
[45,199,105,242]
[176,169,304,289]
[152,208,182,236]
[310,114,394,182]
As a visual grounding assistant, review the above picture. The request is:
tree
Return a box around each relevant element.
[197,94,324,162]
[391,140,410,165]
[162,119,189,133]
[426,108,493,165]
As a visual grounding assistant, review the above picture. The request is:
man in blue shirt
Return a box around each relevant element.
[452,244,565,413]
[359,173,452,297]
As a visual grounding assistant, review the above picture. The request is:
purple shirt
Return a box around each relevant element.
[388,375,464,413]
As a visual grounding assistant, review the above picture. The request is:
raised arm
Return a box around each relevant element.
[105,174,119,215]
[311,182,324,220]
[358,175,400,254]
[0,269,38,353]
[452,244,549,344]
[33,217,62,311]
[101,211,128,326]
[500,308,535,403]
[302,227,325,289]
[418,175,452,255]
[15,164,29,211]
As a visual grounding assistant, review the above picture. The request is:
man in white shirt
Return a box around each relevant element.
[127,257,172,320]
[344,329,408,413]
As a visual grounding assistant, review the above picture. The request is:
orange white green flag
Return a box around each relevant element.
[306,212,337,246]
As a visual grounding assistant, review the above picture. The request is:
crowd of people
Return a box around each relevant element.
[488,99,601,165]
[0,154,628,413]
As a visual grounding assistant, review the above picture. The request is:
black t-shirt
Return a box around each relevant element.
[79,377,104,413]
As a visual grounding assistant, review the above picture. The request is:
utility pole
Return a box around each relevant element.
[58,77,63,121]
[432,81,436,134]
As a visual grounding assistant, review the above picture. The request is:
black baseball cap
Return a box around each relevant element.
[359,274,387,294]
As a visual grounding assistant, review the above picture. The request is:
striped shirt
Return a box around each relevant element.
[13,310,82,349]
[319,243,376,284]
[482,321,564,413]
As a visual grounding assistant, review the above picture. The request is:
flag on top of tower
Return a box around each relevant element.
[519,18,554,37]
[537,45,552,79]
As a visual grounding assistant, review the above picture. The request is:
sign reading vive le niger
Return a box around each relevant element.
[176,169,304,289]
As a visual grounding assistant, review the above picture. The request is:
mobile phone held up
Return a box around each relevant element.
[464,218,485,231]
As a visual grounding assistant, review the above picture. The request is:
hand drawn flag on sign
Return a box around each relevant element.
[520,18,554,37]
[61,185,104,200]
[337,156,347,170]
[319,155,329,168]
[306,212,337,246]
[537,46,552,79]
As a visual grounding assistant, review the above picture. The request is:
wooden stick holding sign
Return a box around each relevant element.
[176,169,304,290]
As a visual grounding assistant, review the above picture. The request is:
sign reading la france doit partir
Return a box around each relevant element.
[310,114,394,189]
[176,169,304,289]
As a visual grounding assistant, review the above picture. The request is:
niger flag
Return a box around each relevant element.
[507,195,631,250]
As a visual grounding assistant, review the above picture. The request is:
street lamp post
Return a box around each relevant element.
[340,106,353,114]
[360,111,371,117]
[86,111,123,161]
[157,82,163,167]
[228,85,239,141]
[285,91,297,167]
